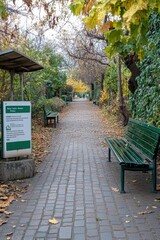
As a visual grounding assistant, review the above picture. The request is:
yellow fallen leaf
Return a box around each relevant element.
[49,218,59,224]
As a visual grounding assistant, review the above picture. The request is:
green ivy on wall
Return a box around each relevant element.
[130,13,160,127]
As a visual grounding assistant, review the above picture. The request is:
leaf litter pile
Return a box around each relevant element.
[101,109,125,138]
[0,181,31,226]
[32,117,54,166]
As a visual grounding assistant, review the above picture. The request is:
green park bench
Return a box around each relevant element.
[44,105,59,128]
[105,118,160,193]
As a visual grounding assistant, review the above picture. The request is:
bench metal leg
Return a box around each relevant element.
[152,163,157,193]
[120,166,126,193]
[108,148,111,162]
[54,117,56,128]
[57,115,59,123]
[44,119,47,127]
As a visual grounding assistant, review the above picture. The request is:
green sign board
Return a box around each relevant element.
[1,101,32,158]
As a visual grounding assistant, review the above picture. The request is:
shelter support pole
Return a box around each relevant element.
[10,70,15,101]
[19,72,24,101]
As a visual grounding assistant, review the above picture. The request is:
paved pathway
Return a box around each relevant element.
[0,99,160,240]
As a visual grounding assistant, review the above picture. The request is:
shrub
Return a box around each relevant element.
[32,97,65,117]
[43,97,65,112]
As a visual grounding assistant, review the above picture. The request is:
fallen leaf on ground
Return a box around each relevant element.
[0,219,7,226]
[49,218,59,224]
[0,209,5,213]
[16,180,24,183]
[4,211,14,215]
[6,232,13,236]
[0,196,8,200]
[132,180,137,183]
[154,198,160,202]
[138,210,154,215]
[111,187,119,192]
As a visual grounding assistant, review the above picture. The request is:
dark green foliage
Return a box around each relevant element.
[43,97,65,112]
[32,97,65,117]
[130,13,160,127]
[61,84,73,102]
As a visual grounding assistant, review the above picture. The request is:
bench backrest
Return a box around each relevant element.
[125,119,160,161]
[44,104,52,115]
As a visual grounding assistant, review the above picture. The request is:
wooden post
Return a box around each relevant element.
[10,70,15,101]
[19,72,24,101]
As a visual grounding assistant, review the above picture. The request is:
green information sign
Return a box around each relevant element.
[2,101,32,158]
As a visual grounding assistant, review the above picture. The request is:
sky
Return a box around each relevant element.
[7,0,82,42]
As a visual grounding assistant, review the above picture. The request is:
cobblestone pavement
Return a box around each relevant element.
[0,99,160,240]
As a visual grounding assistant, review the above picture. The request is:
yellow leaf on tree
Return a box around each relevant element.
[123,0,148,23]
[48,218,59,224]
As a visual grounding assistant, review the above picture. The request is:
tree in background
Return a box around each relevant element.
[70,0,160,93]
[70,0,160,125]
[0,0,68,104]
[67,74,89,97]
[56,20,108,99]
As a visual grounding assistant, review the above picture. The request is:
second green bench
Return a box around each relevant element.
[44,105,59,128]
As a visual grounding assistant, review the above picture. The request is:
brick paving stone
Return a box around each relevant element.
[73,233,86,240]
[59,226,72,239]
[0,99,160,240]
[100,232,113,240]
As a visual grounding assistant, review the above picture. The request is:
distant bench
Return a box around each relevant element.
[44,105,59,128]
[105,119,160,193]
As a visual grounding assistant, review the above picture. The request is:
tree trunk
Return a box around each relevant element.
[118,56,129,126]
[124,53,140,93]
[101,73,105,91]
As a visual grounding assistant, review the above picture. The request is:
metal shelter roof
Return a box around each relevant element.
[0,49,44,73]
